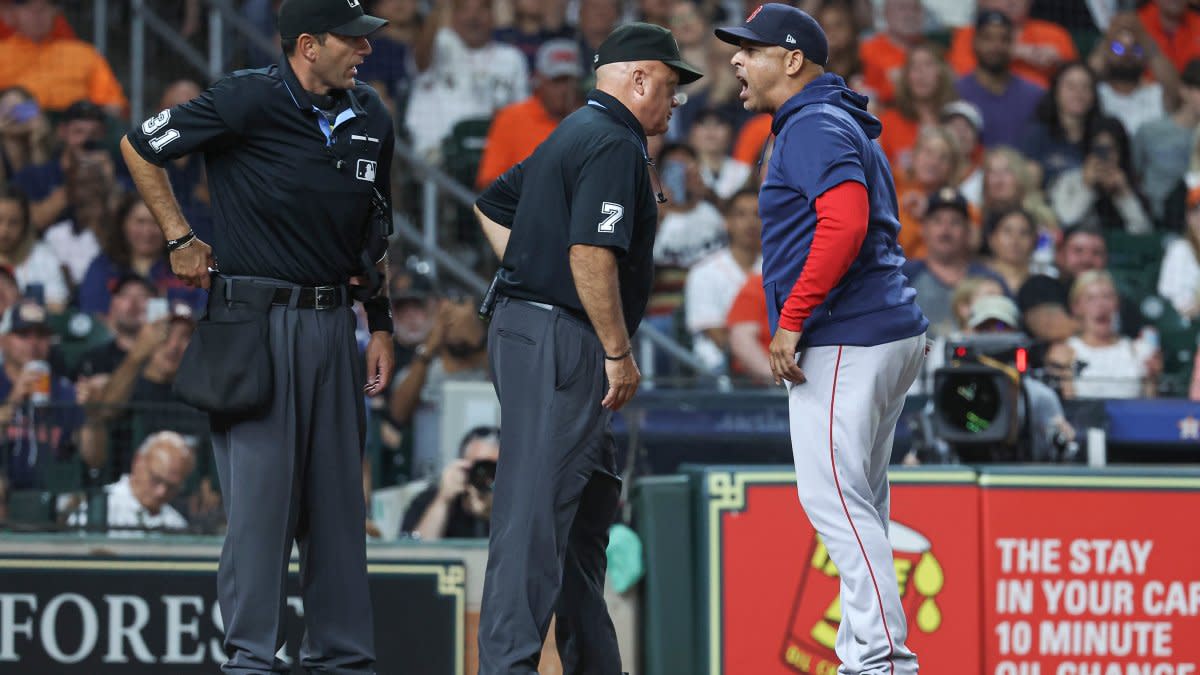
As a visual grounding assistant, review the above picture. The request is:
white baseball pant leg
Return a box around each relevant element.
[787,333,926,675]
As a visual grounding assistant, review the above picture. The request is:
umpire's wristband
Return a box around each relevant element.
[363,296,393,334]
[166,230,196,252]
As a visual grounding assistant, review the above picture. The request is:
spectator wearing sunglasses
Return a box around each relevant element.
[1088,12,1181,139]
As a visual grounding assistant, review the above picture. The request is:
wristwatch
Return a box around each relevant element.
[414,344,433,364]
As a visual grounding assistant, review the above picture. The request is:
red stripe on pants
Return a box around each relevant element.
[827,345,896,674]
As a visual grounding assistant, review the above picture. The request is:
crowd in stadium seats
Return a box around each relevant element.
[2,0,1200,531]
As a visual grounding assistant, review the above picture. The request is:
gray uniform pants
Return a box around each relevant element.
[210,276,374,674]
[478,297,623,675]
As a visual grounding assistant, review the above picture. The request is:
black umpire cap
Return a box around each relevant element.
[714,3,829,66]
[594,23,704,84]
[278,0,387,40]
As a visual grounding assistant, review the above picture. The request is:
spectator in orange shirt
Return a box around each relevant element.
[726,272,772,384]
[1139,0,1200,73]
[475,39,582,189]
[0,0,127,117]
[732,112,771,166]
[948,0,1078,88]
[878,43,958,174]
[0,0,73,40]
[859,0,926,106]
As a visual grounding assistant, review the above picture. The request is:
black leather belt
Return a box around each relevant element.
[271,285,349,310]
[217,275,350,311]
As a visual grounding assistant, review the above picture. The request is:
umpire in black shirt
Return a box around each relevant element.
[473,22,701,674]
[119,0,394,672]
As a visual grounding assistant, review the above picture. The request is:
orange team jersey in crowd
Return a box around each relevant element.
[732,113,772,166]
[726,273,772,370]
[0,35,127,112]
[948,19,1078,88]
[859,32,910,105]
[893,173,982,261]
[1139,3,1200,72]
[877,108,920,174]
[0,13,74,41]
[475,95,560,190]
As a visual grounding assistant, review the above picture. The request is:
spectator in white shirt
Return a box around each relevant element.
[1158,176,1200,319]
[0,186,67,312]
[69,431,195,531]
[405,0,529,159]
[684,188,761,371]
[1058,269,1161,399]
[1089,12,1180,137]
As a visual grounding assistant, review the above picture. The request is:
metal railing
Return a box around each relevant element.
[103,0,723,385]
[390,142,729,388]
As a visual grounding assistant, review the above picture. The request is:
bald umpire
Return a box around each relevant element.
[120,0,395,672]
[473,22,701,675]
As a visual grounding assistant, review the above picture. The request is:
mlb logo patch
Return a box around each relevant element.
[347,0,360,6]
[356,159,377,182]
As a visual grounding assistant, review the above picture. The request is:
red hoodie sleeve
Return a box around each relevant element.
[777,180,869,332]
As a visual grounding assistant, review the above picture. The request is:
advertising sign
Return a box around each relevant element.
[700,468,983,675]
[980,472,1200,675]
[0,557,465,674]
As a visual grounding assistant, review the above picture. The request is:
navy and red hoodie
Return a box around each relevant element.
[761,72,928,347]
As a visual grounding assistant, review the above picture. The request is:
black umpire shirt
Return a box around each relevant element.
[475,90,657,337]
[125,56,393,285]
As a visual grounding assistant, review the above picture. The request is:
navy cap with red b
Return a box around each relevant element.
[714,3,829,66]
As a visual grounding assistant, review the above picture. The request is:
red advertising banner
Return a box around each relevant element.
[980,472,1200,675]
[706,468,982,675]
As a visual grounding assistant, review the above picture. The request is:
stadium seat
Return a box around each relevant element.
[1150,297,1200,396]
[6,490,54,527]
[441,117,492,189]
[41,456,83,493]
[1105,231,1167,301]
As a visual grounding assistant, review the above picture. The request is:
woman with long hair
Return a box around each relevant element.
[816,0,864,86]
[895,125,963,259]
[1158,178,1200,319]
[1048,117,1153,233]
[879,43,959,173]
[978,148,1056,225]
[0,187,67,312]
[76,194,204,315]
[1020,61,1103,187]
[982,207,1038,295]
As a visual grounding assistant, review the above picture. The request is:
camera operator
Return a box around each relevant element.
[402,426,499,541]
[924,295,1077,463]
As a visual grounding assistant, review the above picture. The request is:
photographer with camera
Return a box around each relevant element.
[402,425,500,540]
[924,294,1077,463]
[1049,116,1152,233]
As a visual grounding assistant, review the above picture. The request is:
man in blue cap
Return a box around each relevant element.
[716,5,927,674]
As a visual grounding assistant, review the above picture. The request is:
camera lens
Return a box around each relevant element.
[468,460,497,493]
[936,372,1002,434]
